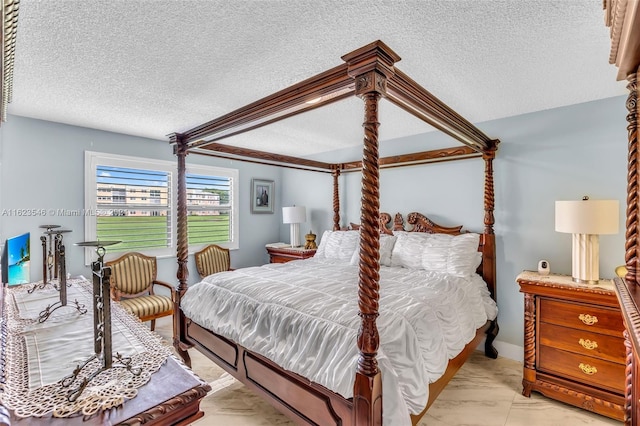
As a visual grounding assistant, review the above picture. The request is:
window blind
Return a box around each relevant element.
[186,173,232,244]
[95,165,171,252]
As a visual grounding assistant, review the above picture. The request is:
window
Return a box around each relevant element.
[85,152,239,262]
[186,171,233,244]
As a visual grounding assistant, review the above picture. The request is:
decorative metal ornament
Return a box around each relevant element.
[30,224,61,293]
[37,229,86,323]
[62,241,141,402]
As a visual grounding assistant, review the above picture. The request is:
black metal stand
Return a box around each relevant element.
[29,225,61,293]
[62,241,140,402]
[37,230,87,323]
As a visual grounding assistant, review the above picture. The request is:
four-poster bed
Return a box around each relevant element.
[169,40,500,425]
[604,1,640,425]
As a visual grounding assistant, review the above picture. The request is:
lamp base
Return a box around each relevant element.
[571,233,600,284]
[289,223,301,248]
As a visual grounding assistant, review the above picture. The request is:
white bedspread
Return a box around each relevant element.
[180,258,497,426]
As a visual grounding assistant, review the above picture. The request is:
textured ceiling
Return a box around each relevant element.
[7,0,627,157]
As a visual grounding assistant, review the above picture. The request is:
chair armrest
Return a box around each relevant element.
[152,280,176,298]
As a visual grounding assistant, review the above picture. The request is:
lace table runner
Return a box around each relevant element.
[1,279,173,418]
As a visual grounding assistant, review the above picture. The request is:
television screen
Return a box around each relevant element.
[0,243,6,284]
[2,232,30,285]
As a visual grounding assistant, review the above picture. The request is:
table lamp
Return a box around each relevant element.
[555,197,619,283]
[283,206,306,248]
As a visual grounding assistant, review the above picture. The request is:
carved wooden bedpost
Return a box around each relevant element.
[332,168,341,231]
[170,132,192,366]
[625,70,640,426]
[604,4,640,423]
[482,142,498,289]
[483,141,499,359]
[624,72,639,285]
[343,40,400,426]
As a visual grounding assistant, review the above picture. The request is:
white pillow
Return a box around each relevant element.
[390,232,435,269]
[314,230,331,258]
[350,234,397,267]
[313,230,359,261]
[421,233,481,277]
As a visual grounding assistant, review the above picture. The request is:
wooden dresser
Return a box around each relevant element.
[265,244,316,263]
[613,278,640,424]
[517,271,625,421]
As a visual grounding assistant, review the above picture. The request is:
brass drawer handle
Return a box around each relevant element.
[579,313,598,325]
[578,338,598,350]
[579,363,598,375]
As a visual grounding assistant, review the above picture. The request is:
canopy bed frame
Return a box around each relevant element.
[604,1,640,425]
[169,40,500,425]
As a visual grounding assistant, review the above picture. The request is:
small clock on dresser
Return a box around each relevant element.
[516,271,625,421]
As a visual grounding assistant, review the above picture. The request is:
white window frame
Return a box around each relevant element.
[84,151,239,264]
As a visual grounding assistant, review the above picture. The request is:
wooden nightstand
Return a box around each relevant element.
[265,244,316,263]
[517,271,625,421]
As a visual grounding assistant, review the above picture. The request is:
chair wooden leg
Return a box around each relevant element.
[150,319,156,331]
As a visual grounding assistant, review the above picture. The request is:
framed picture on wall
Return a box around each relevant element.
[251,179,274,214]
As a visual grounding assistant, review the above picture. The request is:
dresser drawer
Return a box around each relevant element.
[539,345,625,393]
[269,254,294,263]
[539,298,624,337]
[539,322,625,363]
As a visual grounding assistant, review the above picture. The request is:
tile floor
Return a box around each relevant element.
[153,317,622,425]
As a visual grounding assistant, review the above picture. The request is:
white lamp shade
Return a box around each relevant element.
[282,206,306,224]
[555,199,619,235]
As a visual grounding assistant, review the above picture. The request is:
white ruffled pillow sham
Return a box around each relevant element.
[390,232,433,269]
[314,230,360,261]
[420,233,482,277]
[349,234,397,267]
[391,231,481,276]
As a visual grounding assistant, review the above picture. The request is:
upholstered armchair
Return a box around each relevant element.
[194,244,231,279]
[106,252,174,331]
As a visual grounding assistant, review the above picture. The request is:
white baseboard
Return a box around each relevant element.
[492,340,523,363]
[479,337,523,363]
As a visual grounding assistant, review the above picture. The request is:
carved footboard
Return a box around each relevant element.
[185,319,354,425]
[180,312,492,426]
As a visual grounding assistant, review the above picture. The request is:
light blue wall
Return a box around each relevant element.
[0,115,283,284]
[279,95,629,357]
[0,95,629,359]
